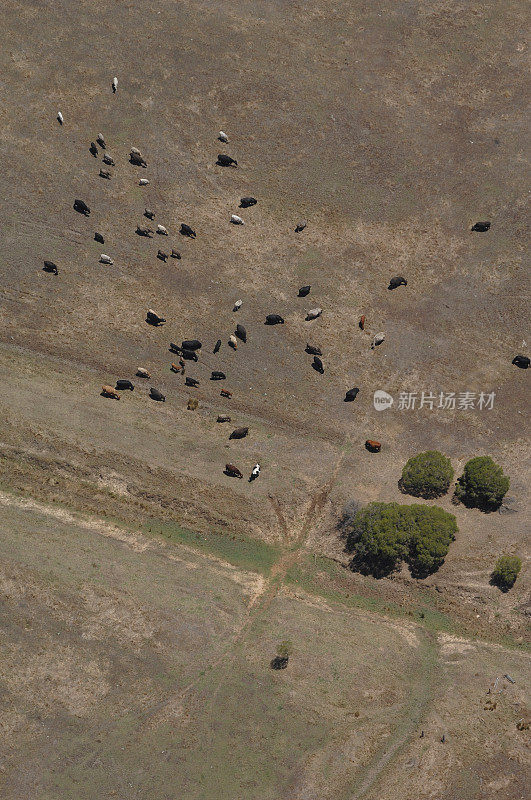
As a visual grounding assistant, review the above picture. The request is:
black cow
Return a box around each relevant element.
[224,464,243,478]
[270,655,289,670]
[130,153,147,167]
[344,388,359,402]
[305,344,322,356]
[295,220,307,233]
[136,226,153,237]
[217,154,238,167]
[180,223,196,238]
[99,168,112,180]
[211,371,226,380]
[94,232,105,244]
[265,314,284,325]
[157,250,168,261]
[512,355,530,369]
[89,142,98,157]
[388,276,407,290]
[43,260,58,275]
[240,196,257,208]
[146,310,166,326]
[170,344,198,361]
[235,324,247,343]
[115,380,134,391]
[213,339,222,354]
[471,221,491,232]
[182,339,202,351]
[149,387,165,402]
[229,426,249,440]
[144,208,155,219]
[298,285,311,297]
[74,199,90,216]
[312,356,324,374]
[217,415,231,423]
[185,377,199,387]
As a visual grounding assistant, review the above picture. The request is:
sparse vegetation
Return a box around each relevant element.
[491,555,522,592]
[400,451,454,498]
[455,456,509,509]
[344,502,457,579]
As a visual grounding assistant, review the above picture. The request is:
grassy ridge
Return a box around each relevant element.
[141,520,281,575]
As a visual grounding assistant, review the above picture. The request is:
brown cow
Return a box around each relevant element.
[365,440,381,453]
[220,389,232,398]
[170,362,183,373]
[224,463,243,478]
[101,385,120,400]
[359,315,366,330]
[187,397,198,410]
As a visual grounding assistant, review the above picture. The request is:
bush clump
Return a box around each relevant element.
[346,502,409,578]
[344,501,457,579]
[406,505,458,578]
[455,456,509,508]
[401,451,454,498]
[491,555,522,592]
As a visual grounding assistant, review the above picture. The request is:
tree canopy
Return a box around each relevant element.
[344,501,457,578]
[401,451,454,498]
[455,456,509,508]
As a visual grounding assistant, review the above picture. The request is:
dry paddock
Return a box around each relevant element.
[0,1,529,798]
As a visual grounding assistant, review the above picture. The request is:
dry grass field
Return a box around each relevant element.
[0,0,529,797]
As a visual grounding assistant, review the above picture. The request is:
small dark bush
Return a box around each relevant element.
[270,656,289,670]
[401,451,454,498]
[455,456,509,509]
[491,555,522,592]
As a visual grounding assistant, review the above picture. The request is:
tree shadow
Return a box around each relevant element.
[452,491,502,514]
[397,478,449,500]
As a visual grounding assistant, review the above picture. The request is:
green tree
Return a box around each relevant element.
[344,502,458,579]
[345,502,409,577]
[455,456,510,508]
[491,556,522,592]
[406,505,458,578]
[401,451,454,498]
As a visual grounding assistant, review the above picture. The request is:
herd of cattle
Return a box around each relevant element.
[47,104,529,483]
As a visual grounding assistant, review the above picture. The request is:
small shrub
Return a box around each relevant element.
[401,451,454,498]
[455,456,509,508]
[491,555,522,592]
[276,640,293,658]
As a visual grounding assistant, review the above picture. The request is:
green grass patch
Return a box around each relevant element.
[142,521,281,575]
[286,554,457,634]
